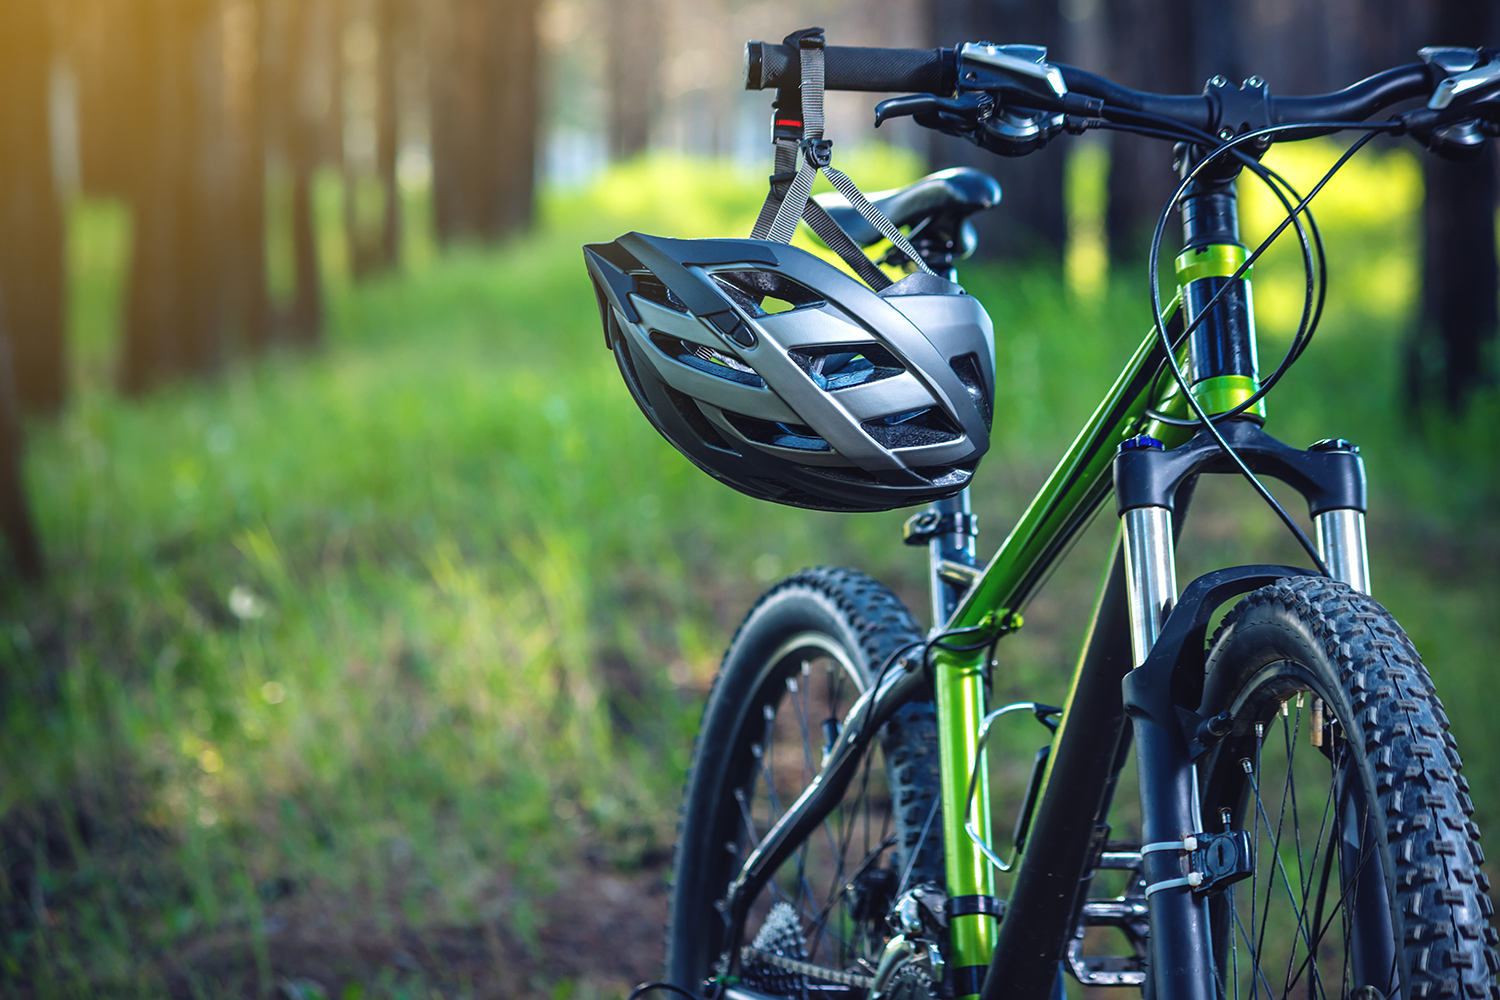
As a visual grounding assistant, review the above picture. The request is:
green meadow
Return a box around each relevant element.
[2,143,1496,997]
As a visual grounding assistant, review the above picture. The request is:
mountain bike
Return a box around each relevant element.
[585,30,1500,1000]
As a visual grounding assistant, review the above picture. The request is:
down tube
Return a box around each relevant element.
[934,314,1186,1000]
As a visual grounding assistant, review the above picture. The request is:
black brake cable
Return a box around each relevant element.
[1141,120,1401,574]
[1142,160,1329,426]
[1098,111,1393,570]
[1144,134,1383,427]
[1144,122,1398,403]
[1084,110,1328,422]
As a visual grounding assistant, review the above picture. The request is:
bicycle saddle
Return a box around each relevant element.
[811,166,1001,265]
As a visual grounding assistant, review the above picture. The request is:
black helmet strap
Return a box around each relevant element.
[750,29,937,291]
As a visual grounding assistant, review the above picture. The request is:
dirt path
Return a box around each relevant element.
[168,858,672,999]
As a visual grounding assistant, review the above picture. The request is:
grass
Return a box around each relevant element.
[3,142,1498,998]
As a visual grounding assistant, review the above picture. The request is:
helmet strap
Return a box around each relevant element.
[749,29,938,289]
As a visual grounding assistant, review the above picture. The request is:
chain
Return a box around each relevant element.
[740,946,877,988]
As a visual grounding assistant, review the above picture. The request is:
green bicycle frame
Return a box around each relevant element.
[935,235,1283,994]
[933,296,1201,992]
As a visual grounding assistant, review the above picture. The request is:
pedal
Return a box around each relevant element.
[1070,842,1149,988]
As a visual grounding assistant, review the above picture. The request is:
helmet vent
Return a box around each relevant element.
[634,276,690,313]
[788,343,905,389]
[724,412,833,452]
[712,270,825,317]
[649,332,765,387]
[861,407,961,449]
[949,353,993,430]
[662,385,739,455]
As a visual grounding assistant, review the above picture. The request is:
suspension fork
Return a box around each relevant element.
[1116,170,1253,1000]
[1119,468,1216,1000]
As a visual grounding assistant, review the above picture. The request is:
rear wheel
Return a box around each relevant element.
[1196,577,1498,1000]
[666,567,944,996]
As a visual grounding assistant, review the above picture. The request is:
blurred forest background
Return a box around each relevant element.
[0,0,1497,997]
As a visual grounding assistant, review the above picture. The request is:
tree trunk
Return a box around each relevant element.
[429,0,485,244]
[498,0,539,234]
[928,0,1067,264]
[606,0,658,160]
[0,2,67,415]
[428,0,539,246]
[121,0,221,392]
[0,308,43,580]
[232,0,272,352]
[375,0,402,269]
[284,0,326,344]
[1413,144,1498,409]
[1410,0,1499,410]
[1102,0,1197,268]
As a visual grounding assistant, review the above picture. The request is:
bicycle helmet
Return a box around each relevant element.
[584,232,996,512]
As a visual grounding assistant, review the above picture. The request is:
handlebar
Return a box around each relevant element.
[745,41,956,95]
[745,38,1442,142]
[1055,62,1433,134]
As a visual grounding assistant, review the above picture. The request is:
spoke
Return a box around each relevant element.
[1285,706,1309,899]
[810,746,877,964]
[1230,885,1239,1000]
[753,744,784,822]
[1339,741,1361,1000]
[1278,713,1311,1000]
[1233,904,1280,1000]
[735,786,760,848]
[1247,733,1386,1000]
[806,835,897,954]
[1278,716,1344,999]
[1252,734,1274,996]
[791,671,814,777]
[1301,738,1343,914]
[1282,797,1384,1000]
[1247,764,1329,1000]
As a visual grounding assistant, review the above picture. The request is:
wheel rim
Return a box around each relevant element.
[1205,664,1400,1000]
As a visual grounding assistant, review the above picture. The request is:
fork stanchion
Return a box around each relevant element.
[1121,503,1179,667]
[1314,507,1370,594]
[1308,439,1370,595]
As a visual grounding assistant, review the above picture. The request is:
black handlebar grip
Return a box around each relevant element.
[745,41,954,95]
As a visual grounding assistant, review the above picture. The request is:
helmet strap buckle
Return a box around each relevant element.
[800,138,833,169]
[748,29,939,290]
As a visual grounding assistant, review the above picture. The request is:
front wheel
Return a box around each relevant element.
[666,567,945,996]
[1197,576,1499,1000]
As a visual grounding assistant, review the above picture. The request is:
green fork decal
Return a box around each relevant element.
[1174,243,1266,419]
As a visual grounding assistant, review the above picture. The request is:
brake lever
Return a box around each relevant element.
[1423,46,1500,110]
[874,92,995,134]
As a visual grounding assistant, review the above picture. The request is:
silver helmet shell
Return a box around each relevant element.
[584,232,996,512]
